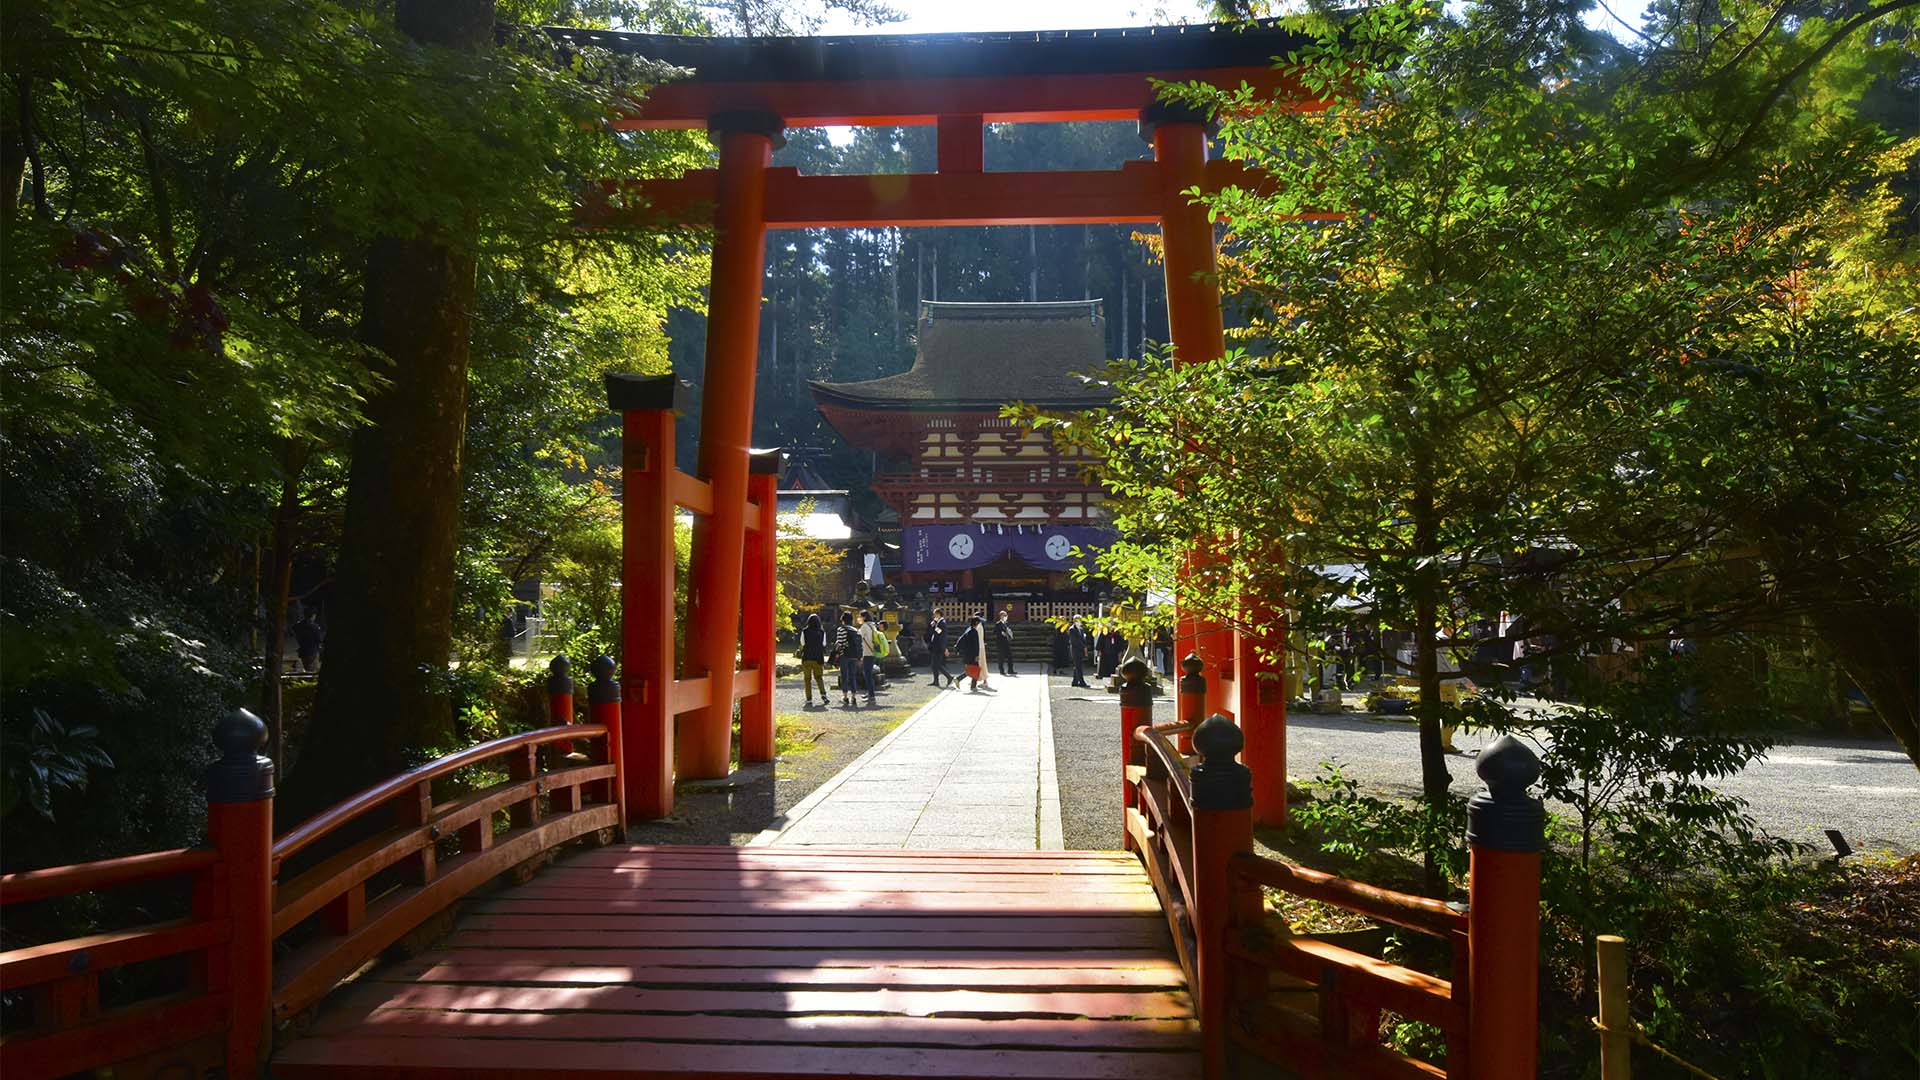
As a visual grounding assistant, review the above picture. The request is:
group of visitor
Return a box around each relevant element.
[796,609,909,708]
[795,608,1184,707]
[923,611,1008,694]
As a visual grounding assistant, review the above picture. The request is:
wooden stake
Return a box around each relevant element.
[1597,934,1632,1080]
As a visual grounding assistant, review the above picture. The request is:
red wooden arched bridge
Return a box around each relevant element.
[0,662,1544,1080]
[0,19,1548,1080]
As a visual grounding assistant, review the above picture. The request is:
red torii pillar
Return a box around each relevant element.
[1146,104,1231,717]
[740,450,782,765]
[607,373,685,821]
[1147,103,1287,827]
[681,111,783,780]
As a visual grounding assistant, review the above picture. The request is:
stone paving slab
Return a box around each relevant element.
[750,664,1063,850]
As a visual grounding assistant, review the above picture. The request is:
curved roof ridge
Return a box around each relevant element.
[813,299,1113,408]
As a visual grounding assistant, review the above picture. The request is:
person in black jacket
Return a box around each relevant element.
[955,616,993,693]
[833,610,868,707]
[1097,629,1124,679]
[925,617,955,688]
[292,611,324,673]
[993,609,1017,676]
[799,613,828,706]
[1066,616,1094,688]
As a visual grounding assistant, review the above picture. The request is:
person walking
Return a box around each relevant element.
[833,611,867,707]
[1152,626,1174,677]
[956,615,993,693]
[993,609,1017,677]
[292,610,324,673]
[1096,628,1123,679]
[1067,616,1094,688]
[799,613,828,707]
[926,617,955,688]
[855,610,880,705]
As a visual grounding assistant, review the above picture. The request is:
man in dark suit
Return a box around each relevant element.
[1066,616,1093,688]
[925,617,955,688]
[993,609,1017,677]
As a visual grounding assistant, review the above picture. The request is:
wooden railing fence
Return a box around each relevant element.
[0,655,628,1080]
[1116,658,1545,1080]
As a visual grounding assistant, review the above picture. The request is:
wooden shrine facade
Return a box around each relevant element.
[813,300,1112,604]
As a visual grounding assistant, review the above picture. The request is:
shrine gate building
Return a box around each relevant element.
[812,299,1114,620]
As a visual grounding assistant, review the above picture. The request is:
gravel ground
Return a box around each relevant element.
[1047,673,1177,850]
[620,666,944,846]
[1049,676,1920,855]
[1286,711,1920,854]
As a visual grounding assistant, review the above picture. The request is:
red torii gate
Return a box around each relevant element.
[580,21,1326,823]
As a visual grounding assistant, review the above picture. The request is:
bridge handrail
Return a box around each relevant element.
[0,847,220,906]
[0,712,273,1080]
[1229,852,1469,939]
[0,656,632,1080]
[1135,723,1194,809]
[269,704,622,1022]
[1118,656,1546,1080]
[272,723,599,869]
[0,846,233,1080]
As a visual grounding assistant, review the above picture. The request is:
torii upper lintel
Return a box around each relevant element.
[546,19,1321,128]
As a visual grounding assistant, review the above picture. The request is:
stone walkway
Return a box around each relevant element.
[749,663,1064,850]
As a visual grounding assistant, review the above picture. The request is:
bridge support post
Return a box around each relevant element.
[1467,735,1547,1080]
[203,709,275,1080]
[548,654,574,756]
[1237,618,1288,829]
[608,373,685,821]
[683,112,782,781]
[739,453,782,764]
[1118,661,1154,843]
[1177,653,1205,754]
[1190,713,1256,1080]
[589,655,627,833]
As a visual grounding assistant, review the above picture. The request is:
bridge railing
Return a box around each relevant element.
[1117,659,1545,1080]
[0,654,629,1080]
[0,845,235,1080]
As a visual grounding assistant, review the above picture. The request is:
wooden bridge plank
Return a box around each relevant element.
[322,980,1197,1019]
[303,1008,1199,1049]
[449,927,1171,950]
[476,891,1162,914]
[272,1035,1200,1079]
[395,958,1189,989]
[395,948,1186,974]
[558,851,1141,872]
[452,908,1166,933]
[522,860,1152,887]
[273,844,1196,1080]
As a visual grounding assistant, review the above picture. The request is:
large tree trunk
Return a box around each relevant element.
[1410,465,1452,894]
[259,446,308,772]
[1810,602,1920,772]
[2,88,25,218]
[1410,473,1453,808]
[289,0,493,820]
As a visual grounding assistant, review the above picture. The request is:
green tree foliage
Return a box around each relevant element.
[1293,651,1917,1075]
[0,0,704,856]
[1021,0,1919,775]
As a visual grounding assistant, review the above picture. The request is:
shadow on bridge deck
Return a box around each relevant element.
[272,844,1199,1079]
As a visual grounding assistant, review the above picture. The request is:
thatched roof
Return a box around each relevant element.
[811,301,1113,410]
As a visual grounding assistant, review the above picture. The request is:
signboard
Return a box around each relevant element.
[902,524,1115,572]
